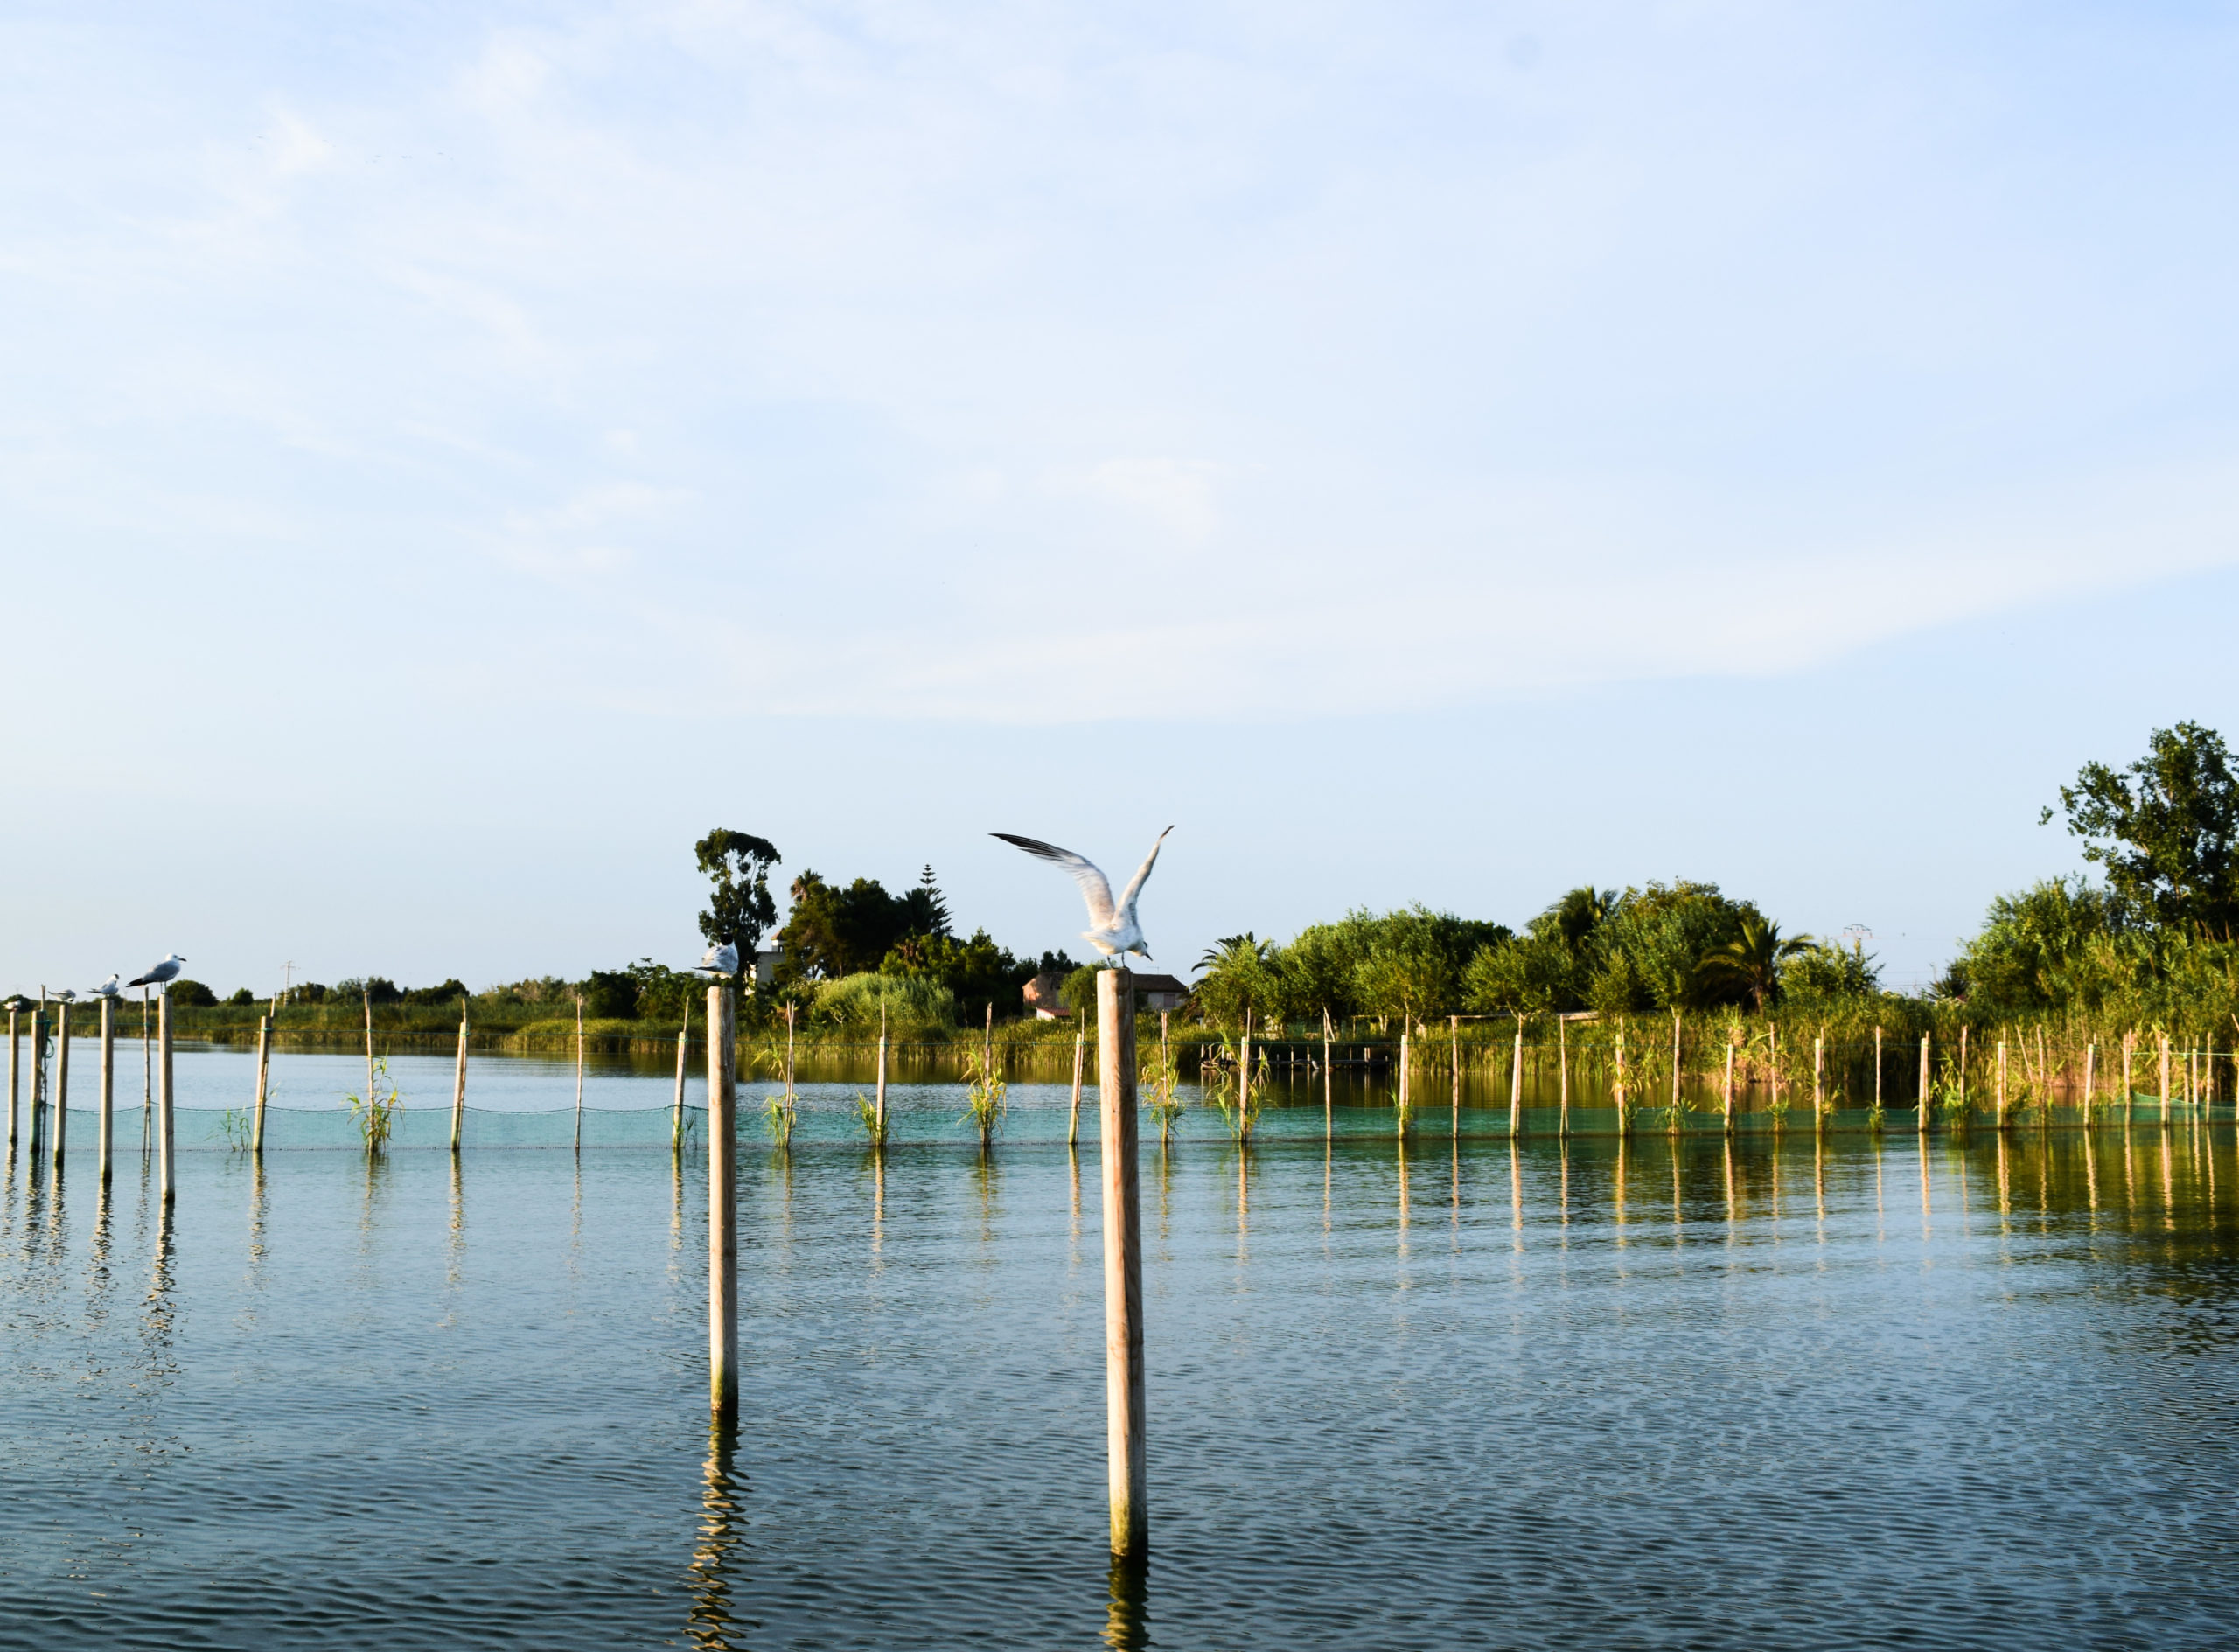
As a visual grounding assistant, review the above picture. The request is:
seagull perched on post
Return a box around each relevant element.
[993,827,1173,965]
[129,954,185,990]
[697,941,741,979]
[90,974,122,1000]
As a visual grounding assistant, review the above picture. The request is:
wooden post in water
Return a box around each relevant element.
[1451,1015,1461,1139]
[2122,1033,2135,1124]
[99,996,115,1178]
[52,999,69,1171]
[450,1003,468,1155]
[253,1007,273,1155]
[1995,1038,2007,1128]
[1722,1041,1734,1134]
[1918,1034,1931,1133]
[1240,1010,1253,1129]
[1322,1008,1333,1142]
[1096,966,1146,1558]
[1395,1027,1407,1136]
[1509,1015,1524,1138]
[6,1003,17,1159]
[2159,1033,2171,1126]
[2082,1042,2096,1125]
[1958,1024,1969,1113]
[1812,1033,1824,1136]
[877,1000,890,1145]
[1671,1012,1682,1129]
[1559,1017,1570,1137]
[141,988,151,1154]
[1873,1025,1883,1111]
[28,1001,46,1164]
[788,1001,800,1103]
[574,995,586,1154]
[1615,1019,1629,1138]
[707,984,737,1420]
[1068,1014,1085,1148]
[1161,1011,1172,1130]
[157,992,175,1202]
[672,1000,691,1153]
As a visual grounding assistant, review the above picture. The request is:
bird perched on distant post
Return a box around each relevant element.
[129,955,185,990]
[90,974,122,1000]
[52,988,77,1004]
[698,941,741,979]
[993,827,1173,965]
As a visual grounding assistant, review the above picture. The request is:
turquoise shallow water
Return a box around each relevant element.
[5,1047,2239,1649]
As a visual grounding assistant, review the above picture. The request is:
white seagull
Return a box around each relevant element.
[129,954,185,989]
[698,941,741,978]
[91,974,122,999]
[994,827,1173,964]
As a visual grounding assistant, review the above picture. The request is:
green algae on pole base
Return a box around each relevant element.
[1097,966,1146,1558]
[707,984,737,1420]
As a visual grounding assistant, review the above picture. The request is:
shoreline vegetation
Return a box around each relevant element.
[29,723,2239,1127]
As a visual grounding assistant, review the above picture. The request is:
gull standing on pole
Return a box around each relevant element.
[698,942,740,979]
[993,828,1173,963]
[90,975,122,1000]
[129,955,185,991]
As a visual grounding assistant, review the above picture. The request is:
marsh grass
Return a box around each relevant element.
[959,1053,1006,1149]
[219,1107,252,1152]
[853,1091,889,1148]
[764,1090,797,1147]
[344,1058,403,1153]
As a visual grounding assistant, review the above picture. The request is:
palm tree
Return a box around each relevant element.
[1695,914,1814,1012]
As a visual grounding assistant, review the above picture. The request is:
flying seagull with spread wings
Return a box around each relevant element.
[129,954,185,989]
[993,827,1173,964]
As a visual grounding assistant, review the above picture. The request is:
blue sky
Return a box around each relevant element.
[3,2,2236,998]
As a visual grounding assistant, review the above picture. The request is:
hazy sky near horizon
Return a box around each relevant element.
[4,2,2237,1000]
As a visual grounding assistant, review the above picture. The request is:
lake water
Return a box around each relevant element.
[5,1047,2239,1649]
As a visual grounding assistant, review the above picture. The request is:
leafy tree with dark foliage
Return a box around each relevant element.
[696,829,781,972]
[2045,722,2239,936]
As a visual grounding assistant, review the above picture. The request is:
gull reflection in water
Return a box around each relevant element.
[687,1422,753,1650]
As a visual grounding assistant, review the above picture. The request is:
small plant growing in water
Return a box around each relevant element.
[219,1107,253,1152]
[959,1052,1006,1149]
[345,1059,403,1154]
[853,1091,889,1148]
[764,1089,797,1147]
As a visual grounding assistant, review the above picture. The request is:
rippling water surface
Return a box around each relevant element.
[5,1049,2239,1649]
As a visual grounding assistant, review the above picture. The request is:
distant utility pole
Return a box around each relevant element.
[282,961,296,1004]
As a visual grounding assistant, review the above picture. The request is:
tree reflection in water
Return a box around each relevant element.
[687,1421,752,1650]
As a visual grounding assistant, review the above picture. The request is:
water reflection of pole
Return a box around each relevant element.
[1510,1140,1524,1251]
[1917,1131,1931,1244]
[686,1422,750,1650]
[1995,1131,2011,1223]
[707,984,738,1421]
[1095,966,1147,1558]
[1104,1553,1149,1652]
[445,1154,462,1290]
[2083,1128,2099,1217]
[1722,1137,1736,1236]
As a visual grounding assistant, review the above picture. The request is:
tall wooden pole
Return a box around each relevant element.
[1721,1041,1734,1134]
[28,1001,46,1164]
[141,988,151,1154]
[253,1007,273,1154]
[574,996,586,1154]
[1671,1011,1682,1129]
[1510,1015,1524,1138]
[1559,1016,1569,1137]
[1097,966,1146,1557]
[1240,1010,1252,1130]
[1322,1008,1333,1142]
[1451,1014,1461,1139]
[1958,1024,1968,1112]
[6,1004,17,1159]
[362,984,375,1126]
[2159,1033,2171,1126]
[673,1000,691,1152]
[99,997,115,1179]
[1873,1024,1883,1110]
[2083,1042,2096,1124]
[157,992,175,1202]
[1615,1020,1629,1139]
[1069,1014,1085,1148]
[1813,1034,1825,1136]
[707,985,737,1420]
[1918,1034,1931,1133]
[52,999,70,1172]
[877,1000,890,1145]
[787,1002,799,1101]
[1996,1038,2007,1128]
[450,1003,469,1154]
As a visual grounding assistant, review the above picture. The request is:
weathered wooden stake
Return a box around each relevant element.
[254,1008,273,1154]
[1068,1015,1085,1148]
[1958,1024,1969,1112]
[1240,1010,1253,1128]
[1918,1034,1931,1132]
[28,1002,46,1163]
[2159,1033,2171,1126]
[574,995,586,1154]
[1874,1024,1883,1110]
[877,1001,890,1144]
[6,1003,17,1157]
[1995,1038,2007,1127]
[1559,1016,1570,1137]
[1721,1041,1734,1133]
[707,985,737,1419]
[1395,1027,1408,1136]
[1096,966,1147,1557]
[157,992,175,1202]
[1812,1034,1824,1135]
[1670,1012,1682,1128]
[99,996,115,1178]
[1509,1015,1524,1138]
[1322,1008,1333,1141]
[450,1003,468,1154]
[1451,1014,1461,1139]
[52,998,70,1171]
[788,1001,799,1100]
[2122,1033,2135,1122]
[1615,1019,1629,1138]
[141,988,151,1154]
[2082,1042,2096,1124]
[673,1000,691,1152]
